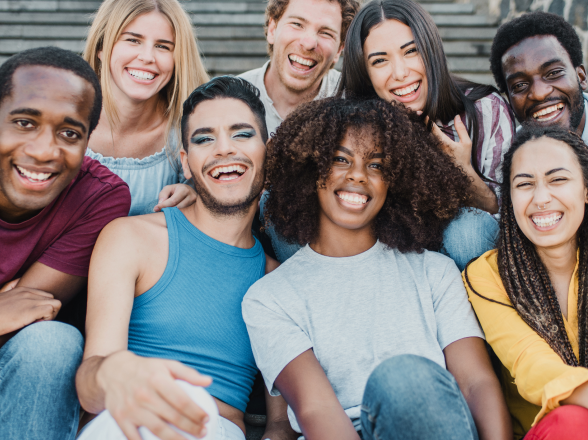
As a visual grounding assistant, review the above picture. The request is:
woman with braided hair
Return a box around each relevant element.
[464,127,588,440]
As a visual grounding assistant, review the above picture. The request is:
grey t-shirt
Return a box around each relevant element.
[242,241,484,432]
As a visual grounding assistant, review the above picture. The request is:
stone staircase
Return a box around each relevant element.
[0,0,498,83]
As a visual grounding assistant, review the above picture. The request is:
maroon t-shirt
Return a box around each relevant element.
[0,156,131,284]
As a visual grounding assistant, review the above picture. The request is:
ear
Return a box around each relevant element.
[331,42,344,66]
[97,50,103,62]
[577,65,587,91]
[267,18,277,46]
[180,148,192,181]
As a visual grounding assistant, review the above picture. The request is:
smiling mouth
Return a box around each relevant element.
[336,190,369,205]
[532,103,564,121]
[15,165,55,183]
[127,68,156,81]
[209,164,247,181]
[392,81,420,97]
[288,55,317,72]
[531,212,563,228]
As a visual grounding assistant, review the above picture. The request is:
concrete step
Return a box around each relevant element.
[0,1,476,14]
[0,12,496,26]
[446,56,490,72]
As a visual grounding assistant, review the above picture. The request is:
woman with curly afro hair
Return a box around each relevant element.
[243,98,512,440]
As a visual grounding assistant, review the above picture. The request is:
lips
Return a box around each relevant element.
[126,68,157,81]
[392,81,420,97]
[208,163,248,182]
[15,165,56,183]
[288,54,318,72]
[389,80,422,103]
[532,103,564,121]
[530,211,563,229]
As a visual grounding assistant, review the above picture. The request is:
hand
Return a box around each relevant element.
[154,184,198,212]
[98,351,213,440]
[427,115,474,172]
[0,278,20,293]
[0,286,61,336]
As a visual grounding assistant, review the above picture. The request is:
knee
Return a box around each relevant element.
[5,321,83,374]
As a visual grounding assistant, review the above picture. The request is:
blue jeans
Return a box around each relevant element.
[361,355,479,440]
[261,191,498,271]
[0,321,83,440]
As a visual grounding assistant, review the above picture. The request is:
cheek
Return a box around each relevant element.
[158,53,175,76]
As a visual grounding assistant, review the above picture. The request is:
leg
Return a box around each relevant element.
[361,354,478,440]
[442,208,499,271]
[0,321,83,440]
[525,405,588,440]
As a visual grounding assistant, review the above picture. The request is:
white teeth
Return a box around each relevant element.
[532,213,562,227]
[533,103,564,119]
[210,164,247,179]
[127,69,155,80]
[392,82,420,96]
[288,55,316,67]
[16,166,52,182]
[337,191,368,205]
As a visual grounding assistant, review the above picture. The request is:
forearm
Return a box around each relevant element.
[465,166,498,214]
[464,378,512,440]
[76,354,112,414]
[296,407,360,440]
[262,419,298,440]
[562,380,588,409]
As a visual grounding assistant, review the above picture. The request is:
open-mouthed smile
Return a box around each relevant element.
[390,81,421,103]
[532,103,564,122]
[125,68,157,82]
[336,190,370,210]
[531,211,563,230]
[14,164,57,189]
[288,54,318,73]
[208,164,248,182]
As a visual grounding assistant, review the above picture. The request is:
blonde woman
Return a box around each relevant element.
[84,0,208,215]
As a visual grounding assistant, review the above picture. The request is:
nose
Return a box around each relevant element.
[137,45,155,64]
[214,132,238,158]
[299,30,318,52]
[533,181,552,209]
[23,126,60,163]
[391,57,409,82]
[528,79,553,103]
[345,162,368,184]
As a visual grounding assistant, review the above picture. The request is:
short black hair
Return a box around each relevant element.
[0,46,102,136]
[490,12,584,93]
[181,76,268,150]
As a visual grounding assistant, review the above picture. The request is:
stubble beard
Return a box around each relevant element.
[274,48,329,95]
[189,165,264,218]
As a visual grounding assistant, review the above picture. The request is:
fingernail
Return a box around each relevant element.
[200,428,207,437]
[203,416,209,423]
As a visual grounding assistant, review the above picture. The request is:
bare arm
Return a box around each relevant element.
[274,349,360,440]
[444,337,512,440]
[562,381,588,409]
[262,388,298,440]
[75,218,210,440]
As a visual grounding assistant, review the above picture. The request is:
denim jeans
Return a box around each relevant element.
[361,355,479,440]
[261,190,498,271]
[0,321,83,440]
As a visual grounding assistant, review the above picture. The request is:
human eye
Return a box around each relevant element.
[515,181,532,188]
[369,162,383,171]
[550,176,568,183]
[371,57,385,66]
[125,38,140,44]
[233,129,256,139]
[191,135,214,145]
[510,82,528,93]
[546,68,565,78]
[405,47,418,56]
[156,44,172,51]
[333,155,348,164]
[14,119,35,129]
[60,129,81,141]
[291,21,302,28]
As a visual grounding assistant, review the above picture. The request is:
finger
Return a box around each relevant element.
[158,185,175,202]
[18,288,55,298]
[167,361,213,388]
[0,278,20,293]
[118,418,150,440]
[453,115,472,146]
[416,110,423,116]
[153,377,209,429]
[148,386,207,437]
[141,413,189,440]
[157,191,184,210]
[34,300,62,321]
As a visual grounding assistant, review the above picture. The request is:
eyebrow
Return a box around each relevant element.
[190,123,256,138]
[64,116,87,134]
[367,51,386,60]
[336,146,354,156]
[513,168,570,180]
[230,123,255,131]
[505,58,564,84]
[121,31,175,46]
[9,107,41,116]
[400,40,415,50]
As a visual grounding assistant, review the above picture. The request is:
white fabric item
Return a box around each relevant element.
[76,381,244,440]
[243,242,484,432]
[238,61,341,137]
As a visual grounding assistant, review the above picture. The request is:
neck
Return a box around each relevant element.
[0,204,40,224]
[108,88,166,136]
[264,61,323,120]
[536,237,578,279]
[180,198,258,249]
[310,219,377,258]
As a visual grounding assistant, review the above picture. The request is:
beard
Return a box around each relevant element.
[274,48,328,94]
[188,162,264,218]
[568,83,585,131]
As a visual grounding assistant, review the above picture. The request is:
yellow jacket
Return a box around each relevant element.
[463,250,588,439]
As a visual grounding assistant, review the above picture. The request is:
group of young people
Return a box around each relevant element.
[1,0,588,439]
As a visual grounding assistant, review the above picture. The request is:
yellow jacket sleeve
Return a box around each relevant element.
[463,250,588,425]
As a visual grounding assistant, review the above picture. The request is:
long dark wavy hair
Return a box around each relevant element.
[468,126,588,367]
[264,97,472,252]
[337,0,496,179]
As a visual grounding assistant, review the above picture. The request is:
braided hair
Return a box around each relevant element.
[495,126,588,367]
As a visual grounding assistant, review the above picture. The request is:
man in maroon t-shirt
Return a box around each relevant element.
[0,47,130,440]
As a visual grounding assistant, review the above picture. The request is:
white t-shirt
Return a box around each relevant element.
[238,61,341,137]
[242,241,484,432]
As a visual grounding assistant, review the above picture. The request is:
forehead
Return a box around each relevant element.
[280,0,343,30]
[2,65,93,119]
[122,10,174,42]
[339,125,383,154]
[188,97,261,132]
[511,136,580,176]
[366,19,414,47]
[502,35,572,76]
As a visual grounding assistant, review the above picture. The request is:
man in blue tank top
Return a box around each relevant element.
[75,77,295,440]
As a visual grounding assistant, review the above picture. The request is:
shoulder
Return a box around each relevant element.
[464,249,499,280]
[97,212,167,249]
[245,251,306,300]
[462,249,511,303]
[74,156,131,209]
[238,66,266,86]
[400,248,458,275]
[473,91,512,115]
[265,253,280,274]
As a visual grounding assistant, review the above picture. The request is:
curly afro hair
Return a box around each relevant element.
[264,97,473,253]
[490,12,583,93]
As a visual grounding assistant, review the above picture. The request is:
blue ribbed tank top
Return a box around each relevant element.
[127,207,265,412]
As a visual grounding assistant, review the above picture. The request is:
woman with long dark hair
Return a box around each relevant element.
[465,127,588,440]
[336,0,515,268]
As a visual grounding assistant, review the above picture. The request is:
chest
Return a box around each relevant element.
[88,124,167,160]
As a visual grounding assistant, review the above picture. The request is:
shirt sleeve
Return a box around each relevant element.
[242,281,313,396]
[37,182,131,277]
[474,93,516,193]
[463,253,588,425]
[429,254,484,349]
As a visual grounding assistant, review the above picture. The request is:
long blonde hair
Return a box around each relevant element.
[84,0,209,159]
